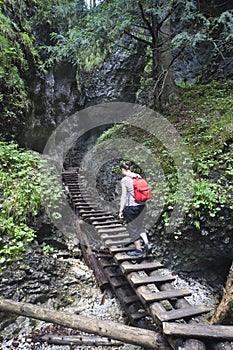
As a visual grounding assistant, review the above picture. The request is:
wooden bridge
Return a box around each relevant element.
[62,168,233,350]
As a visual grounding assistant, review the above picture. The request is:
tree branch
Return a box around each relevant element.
[138,2,157,43]
[124,30,152,47]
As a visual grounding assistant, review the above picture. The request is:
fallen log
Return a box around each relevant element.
[0,298,171,350]
[39,334,124,346]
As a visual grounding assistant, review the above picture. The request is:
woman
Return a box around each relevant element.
[119,161,152,257]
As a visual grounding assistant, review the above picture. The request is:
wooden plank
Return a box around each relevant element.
[105,239,131,247]
[95,224,123,229]
[151,303,210,322]
[89,215,115,220]
[73,202,96,206]
[163,322,233,340]
[113,252,147,262]
[129,274,175,286]
[93,220,122,226]
[98,227,127,233]
[138,286,192,302]
[75,205,97,210]
[101,234,129,241]
[109,246,135,253]
[80,211,104,216]
[121,261,163,273]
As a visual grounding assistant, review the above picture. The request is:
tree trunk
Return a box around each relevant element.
[154,15,179,110]
[211,261,233,325]
[0,298,171,350]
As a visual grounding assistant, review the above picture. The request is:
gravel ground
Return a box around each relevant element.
[0,255,143,350]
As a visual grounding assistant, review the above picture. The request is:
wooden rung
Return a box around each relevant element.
[93,220,122,226]
[75,205,97,210]
[138,287,192,302]
[151,303,210,322]
[105,239,131,247]
[163,322,233,340]
[109,246,135,253]
[95,224,123,229]
[101,234,129,241]
[129,274,175,286]
[121,261,163,273]
[73,202,96,206]
[113,252,146,262]
[80,211,104,216]
[98,227,127,233]
[89,215,115,220]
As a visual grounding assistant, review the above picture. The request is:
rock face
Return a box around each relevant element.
[22,41,146,152]
[152,208,233,284]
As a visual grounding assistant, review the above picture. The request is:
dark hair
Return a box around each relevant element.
[120,161,131,171]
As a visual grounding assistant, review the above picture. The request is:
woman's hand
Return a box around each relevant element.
[119,211,124,219]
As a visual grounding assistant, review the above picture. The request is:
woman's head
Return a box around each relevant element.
[120,161,132,175]
[120,161,131,171]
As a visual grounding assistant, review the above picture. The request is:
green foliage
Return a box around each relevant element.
[0,141,42,266]
[0,2,41,124]
[0,140,63,269]
[42,242,54,254]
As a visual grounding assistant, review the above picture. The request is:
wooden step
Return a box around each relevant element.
[138,286,192,302]
[93,220,122,226]
[95,224,123,229]
[163,322,233,340]
[98,227,127,234]
[101,233,130,241]
[129,274,175,286]
[89,215,116,221]
[80,210,104,216]
[75,205,98,210]
[105,238,131,247]
[81,213,115,220]
[109,246,135,253]
[121,261,163,273]
[73,201,97,206]
[114,252,151,262]
[151,302,210,322]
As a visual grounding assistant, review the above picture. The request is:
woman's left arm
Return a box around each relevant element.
[119,181,127,218]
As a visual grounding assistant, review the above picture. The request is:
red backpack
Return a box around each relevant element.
[128,175,152,202]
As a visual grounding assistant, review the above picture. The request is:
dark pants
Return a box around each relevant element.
[124,205,146,242]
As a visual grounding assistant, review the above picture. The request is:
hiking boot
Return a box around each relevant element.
[144,242,152,255]
[127,249,143,257]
